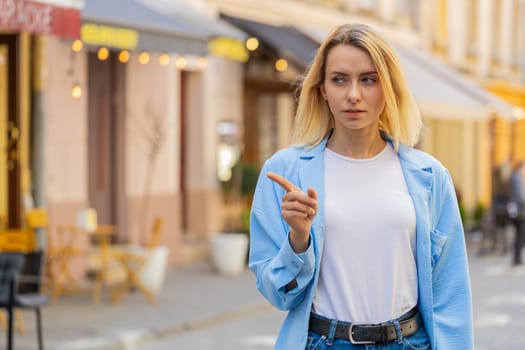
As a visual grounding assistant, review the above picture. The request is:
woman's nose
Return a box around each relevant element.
[347,83,361,102]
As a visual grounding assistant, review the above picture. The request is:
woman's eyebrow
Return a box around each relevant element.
[327,70,378,76]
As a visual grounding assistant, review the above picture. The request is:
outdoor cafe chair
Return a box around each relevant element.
[0,252,49,350]
[111,217,166,304]
[26,208,87,301]
[85,224,123,304]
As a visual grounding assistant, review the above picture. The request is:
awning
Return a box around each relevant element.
[134,0,246,41]
[0,0,81,38]
[394,46,515,121]
[221,14,319,69]
[134,0,249,62]
[81,0,209,55]
[301,28,515,121]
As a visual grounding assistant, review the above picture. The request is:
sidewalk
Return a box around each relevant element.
[4,262,270,350]
[4,240,525,350]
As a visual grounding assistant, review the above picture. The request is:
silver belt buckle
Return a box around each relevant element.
[349,323,376,345]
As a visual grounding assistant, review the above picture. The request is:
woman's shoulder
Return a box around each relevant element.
[261,144,319,178]
[262,145,304,170]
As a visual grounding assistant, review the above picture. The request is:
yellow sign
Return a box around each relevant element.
[81,23,139,50]
[208,37,249,63]
[0,229,36,253]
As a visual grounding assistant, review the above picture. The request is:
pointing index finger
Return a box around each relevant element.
[266,172,300,192]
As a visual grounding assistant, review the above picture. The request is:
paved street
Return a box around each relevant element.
[2,238,525,350]
[132,246,525,350]
[470,255,525,349]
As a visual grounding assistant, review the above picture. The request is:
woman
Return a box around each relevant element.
[249,24,473,349]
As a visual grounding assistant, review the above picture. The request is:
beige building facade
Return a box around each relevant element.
[200,0,524,215]
[3,0,524,268]
[1,0,249,269]
[42,3,248,265]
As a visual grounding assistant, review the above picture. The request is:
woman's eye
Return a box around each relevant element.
[332,76,346,84]
[362,76,377,84]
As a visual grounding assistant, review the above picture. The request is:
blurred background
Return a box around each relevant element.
[0,0,524,349]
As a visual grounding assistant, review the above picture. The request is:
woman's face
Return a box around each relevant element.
[320,44,385,134]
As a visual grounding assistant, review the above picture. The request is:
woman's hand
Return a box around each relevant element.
[267,172,318,253]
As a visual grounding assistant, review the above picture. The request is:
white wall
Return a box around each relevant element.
[45,37,87,202]
[201,57,244,190]
[125,53,179,197]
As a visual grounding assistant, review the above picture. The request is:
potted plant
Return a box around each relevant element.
[211,160,259,275]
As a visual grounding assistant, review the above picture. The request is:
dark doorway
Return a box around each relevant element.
[243,78,294,166]
[87,52,126,229]
[0,35,21,228]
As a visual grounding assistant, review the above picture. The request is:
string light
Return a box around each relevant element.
[118,50,130,63]
[158,53,170,66]
[71,83,82,99]
[246,37,259,51]
[176,56,187,70]
[198,57,208,70]
[97,47,109,61]
[275,58,288,72]
[71,39,83,53]
[138,51,150,64]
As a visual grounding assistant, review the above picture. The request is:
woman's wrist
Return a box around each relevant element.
[289,230,310,253]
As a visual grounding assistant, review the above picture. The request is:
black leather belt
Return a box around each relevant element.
[308,308,420,344]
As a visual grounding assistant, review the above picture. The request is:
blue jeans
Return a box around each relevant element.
[306,311,430,350]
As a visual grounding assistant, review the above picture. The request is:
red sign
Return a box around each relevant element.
[0,0,80,38]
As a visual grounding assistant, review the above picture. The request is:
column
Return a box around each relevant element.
[339,0,359,12]
[418,0,434,51]
[519,1,525,79]
[476,0,493,77]
[498,0,514,77]
[377,0,396,24]
[447,0,467,67]
[31,36,47,248]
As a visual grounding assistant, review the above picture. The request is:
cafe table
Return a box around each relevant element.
[53,223,121,304]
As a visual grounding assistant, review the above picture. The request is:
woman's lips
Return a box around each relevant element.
[344,109,365,116]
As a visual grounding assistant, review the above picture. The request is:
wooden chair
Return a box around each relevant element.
[112,217,166,303]
[87,224,123,304]
[26,208,84,301]
[0,252,49,350]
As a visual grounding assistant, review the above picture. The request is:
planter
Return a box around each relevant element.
[210,233,249,275]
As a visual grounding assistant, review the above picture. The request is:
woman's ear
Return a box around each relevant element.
[319,84,327,100]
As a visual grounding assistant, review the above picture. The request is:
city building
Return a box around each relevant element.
[199,0,524,215]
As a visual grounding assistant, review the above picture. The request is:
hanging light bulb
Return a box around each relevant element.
[71,39,83,53]
[138,51,150,64]
[118,50,130,63]
[275,58,288,72]
[246,37,259,51]
[158,53,170,66]
[97,47,109,61]
[71,83,82,99]
[198,57,208,70]
[176,56,187,70]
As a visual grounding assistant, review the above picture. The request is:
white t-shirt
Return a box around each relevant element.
[312,143,417,323]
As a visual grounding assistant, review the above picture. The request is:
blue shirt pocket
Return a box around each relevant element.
[430,228,448,269]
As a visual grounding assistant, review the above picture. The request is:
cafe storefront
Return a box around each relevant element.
[40,0,249,265]
[1,0,251,266]
[0,0,82,245]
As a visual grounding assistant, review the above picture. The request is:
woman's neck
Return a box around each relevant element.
[327,129,386,159]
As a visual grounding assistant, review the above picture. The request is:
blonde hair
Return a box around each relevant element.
[292,24,422,149]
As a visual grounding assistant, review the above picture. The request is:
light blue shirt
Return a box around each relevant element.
[249,134,474,350]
